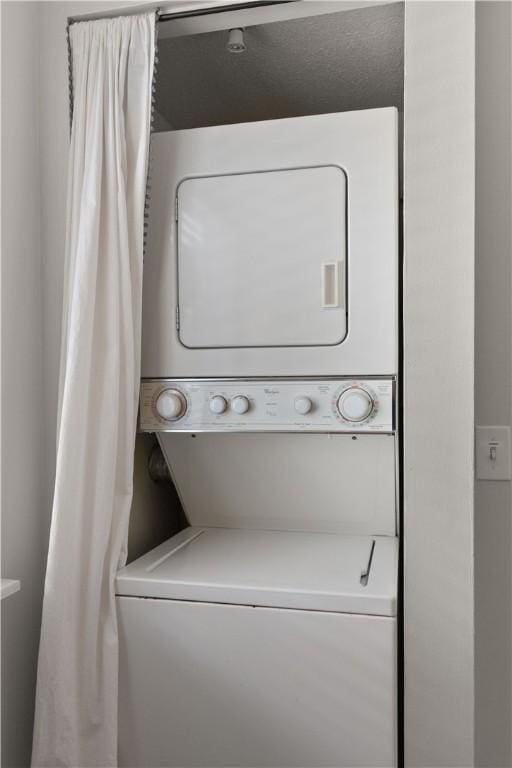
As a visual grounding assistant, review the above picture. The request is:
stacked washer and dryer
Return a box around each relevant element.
[117,108,399,767]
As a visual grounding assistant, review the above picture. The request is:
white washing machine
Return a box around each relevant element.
[118,108,399,767]
[117,527,397,768]
[118,378,399,767]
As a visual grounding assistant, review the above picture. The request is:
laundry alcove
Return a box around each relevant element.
[127,3,477,766]
[1,1,483,767]
[118,7,405,767]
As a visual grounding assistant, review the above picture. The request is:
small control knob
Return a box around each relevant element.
[337,387,374,422]
[232,395,250,415]
[294,396,313,415]
[155,388,187,421]
[209,395,228,415]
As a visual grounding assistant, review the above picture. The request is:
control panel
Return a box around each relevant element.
[139,378,395,433]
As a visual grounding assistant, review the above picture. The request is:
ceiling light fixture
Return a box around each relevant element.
[226,28,246,54]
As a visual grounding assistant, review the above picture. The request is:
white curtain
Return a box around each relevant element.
[32,13,155,768]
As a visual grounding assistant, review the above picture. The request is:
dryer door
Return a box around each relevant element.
[177,166,347,349]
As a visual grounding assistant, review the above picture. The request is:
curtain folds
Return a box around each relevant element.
[32,13,155,767]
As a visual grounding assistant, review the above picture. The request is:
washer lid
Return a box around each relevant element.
[116,527,397,616]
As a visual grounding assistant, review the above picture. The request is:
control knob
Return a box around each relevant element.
[232,395,250,415]
[337,387,374,423]
[209,395,228,415]
[294,396,313,415]
[155,388,187,421]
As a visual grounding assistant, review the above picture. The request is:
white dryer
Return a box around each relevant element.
[142,108,398,379]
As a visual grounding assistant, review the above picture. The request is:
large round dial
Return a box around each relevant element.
[209,395,228,415]
[337,387,374,423]
[155,388,187,421]
[232,395,250,415]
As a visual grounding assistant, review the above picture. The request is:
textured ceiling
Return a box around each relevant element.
[155,2,404,131]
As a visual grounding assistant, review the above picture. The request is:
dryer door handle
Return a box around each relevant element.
[322,260,344,309]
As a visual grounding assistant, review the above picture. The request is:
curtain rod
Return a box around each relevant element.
[68,0,295,26]
[158,0,295,23]
[68,4,160,26]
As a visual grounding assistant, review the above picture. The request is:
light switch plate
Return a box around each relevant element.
[476,426,511,481]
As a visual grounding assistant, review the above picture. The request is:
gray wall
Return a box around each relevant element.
[155,3,404,130]
[128,434,182,564]
[404,2,476,765]
[475,2,512,765]
[1,4,46,766]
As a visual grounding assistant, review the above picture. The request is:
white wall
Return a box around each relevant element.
[404,2,476,765]
[1,4,46,766]
[475,2,512,765]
